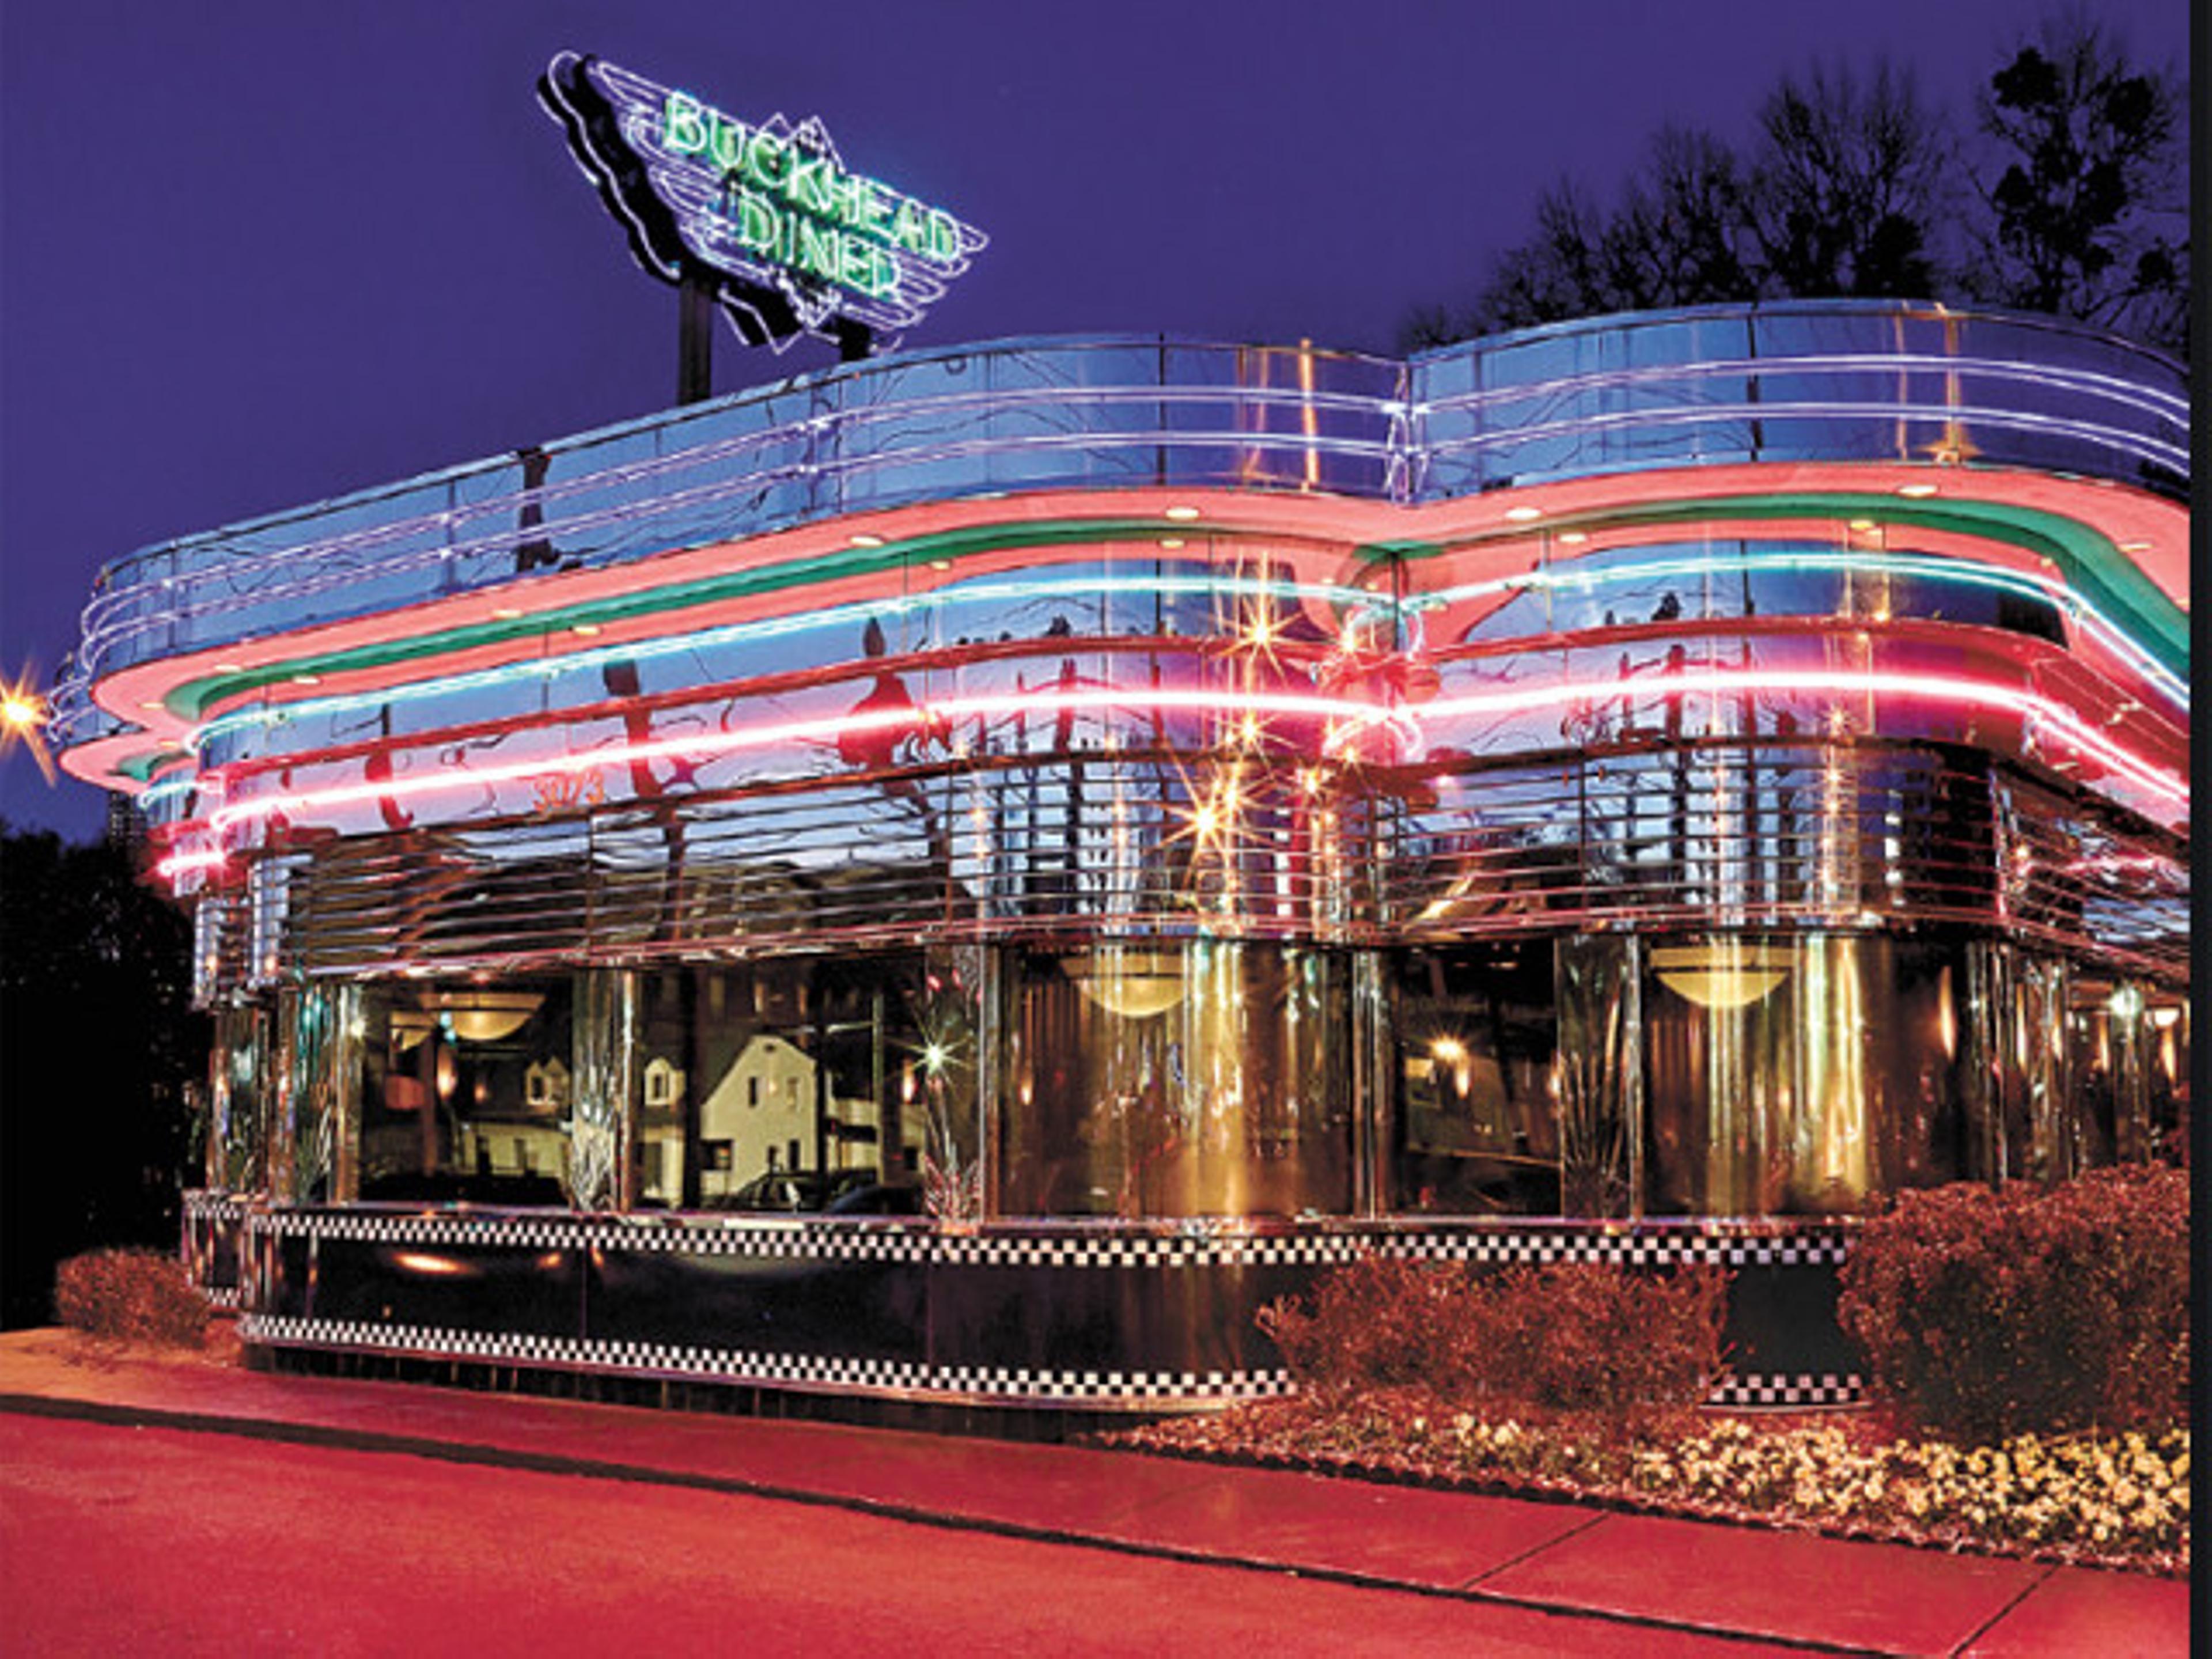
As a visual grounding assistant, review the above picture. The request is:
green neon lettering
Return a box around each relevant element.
[744,131,789,190]
[786,153,835,216]
[663,93,709,155]
[795,217,841,282]
[926,210,961,263]
[708,116,748,173]
[850,179,892,237]
[737,194,779,253]
[840,237,896,296]
[891,200,930,253]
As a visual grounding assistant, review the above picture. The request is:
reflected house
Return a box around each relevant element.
[60,303,2188,1413]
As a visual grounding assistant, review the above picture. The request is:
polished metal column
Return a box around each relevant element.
[570,968,639,1210]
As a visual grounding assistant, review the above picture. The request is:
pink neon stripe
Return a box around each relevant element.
[156,849,229,878]
[159,672,2186,879]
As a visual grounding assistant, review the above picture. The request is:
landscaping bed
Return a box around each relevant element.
[1101,1169,2191,1580]
[1100,1392,2189,1577]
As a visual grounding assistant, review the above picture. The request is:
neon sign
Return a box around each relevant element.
[540,52,985,354]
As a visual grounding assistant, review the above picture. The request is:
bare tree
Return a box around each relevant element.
[1745,59,1953,300]
[1603,128,1755,312]
[1971,14,2187,355]
[1435,131,1756,342]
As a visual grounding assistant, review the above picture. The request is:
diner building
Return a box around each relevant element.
[55,301,2190,1411]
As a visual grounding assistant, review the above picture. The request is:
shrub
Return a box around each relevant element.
[1838,1165,2189,1443]
[53,1248,211,1348]
[1257,1253,1729,1415]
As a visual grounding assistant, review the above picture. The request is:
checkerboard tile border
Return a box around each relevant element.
[238,1208,1853,1271]
[236,1315,1293,1403]
[1708,1373,1865,1408]
[238,1310,1855,1408]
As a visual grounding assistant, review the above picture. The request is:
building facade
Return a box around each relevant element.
[57,301,2189,1410]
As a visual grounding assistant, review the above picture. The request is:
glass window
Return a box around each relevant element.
[1392,944,1559,1214]
[1642,933,1969,1216]
[354,977,574,1203]
[998,941,1351,1218]
[630,952,958,1214]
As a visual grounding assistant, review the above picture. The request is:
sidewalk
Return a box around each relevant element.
[0,1330,2185,1656]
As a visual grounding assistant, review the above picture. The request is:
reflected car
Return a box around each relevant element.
[706,1172,831,1213]
[824,1181,925,1216]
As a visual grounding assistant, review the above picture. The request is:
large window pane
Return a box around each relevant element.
[999,941,1351,1218]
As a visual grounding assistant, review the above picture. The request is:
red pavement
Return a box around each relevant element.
[0,1330,2188,1656]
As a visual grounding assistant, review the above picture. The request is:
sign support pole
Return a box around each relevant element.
[678,271,715,404]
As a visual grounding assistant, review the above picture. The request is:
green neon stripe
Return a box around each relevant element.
[166,518,1211,721]
[158,493,2188,724]
[1379,493,2187,676]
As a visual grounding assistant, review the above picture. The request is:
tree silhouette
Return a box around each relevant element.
[1410,23,2188,359]
[1746,59,1952,301]
[1,826,206,1327]
[1970,17,2188,354]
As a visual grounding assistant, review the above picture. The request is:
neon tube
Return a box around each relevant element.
[1416,549,2188,709]
[157,669,2186,884]
[188,571,1368,749]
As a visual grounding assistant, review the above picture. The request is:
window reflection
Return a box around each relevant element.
[998,942,1351,1218]
[1393,945,1559,1214]
[355,979,574,1203]
[631,952,964,1213]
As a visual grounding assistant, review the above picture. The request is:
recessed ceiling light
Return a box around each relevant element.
[570,623,601,637]
[1556,531,1589,546]
[928,559,953,571]
[1158,537,1185,550]
[1504,505,1543,522]
[2117,540,2152,553]
[291,674,322,687]
[850,533,885,548]
[214,661,245,674]
[139,699,165,711]
[1163,505,1201,522]
[1896,482,1939,498]
[492,607,525,621]
[1847,518,1878,532]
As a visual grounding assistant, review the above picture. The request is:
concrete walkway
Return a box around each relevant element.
[0,1331,2185,1656]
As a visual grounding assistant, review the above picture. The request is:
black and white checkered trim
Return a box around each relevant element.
[1707,1373,1865,1408]
[933,1233,1372,1270]
[182,1191,254,1226]
[1369,1230,1852,1269]
[237,1315,1293,1403]
[238,1209,1853,1271]
[242,1209,934,1263]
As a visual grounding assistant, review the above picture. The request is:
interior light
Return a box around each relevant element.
[850,533,885,548]
[1158,537,1185,550]
[1505,505,1543,522]
[1556,530,1589,546]
[1163,505,1201,522]
[492,607,525,621]
[1847,518,1878,533]
[213,661,245,675]
[1896,482,1940,498]
[570,623,601,637]
[290,674,321,687]
[2117,540,2152,553]
[140,699,165,711]
[1066,948,1185,1019]
[928,559,953,571]
[1652,941,1791,1010]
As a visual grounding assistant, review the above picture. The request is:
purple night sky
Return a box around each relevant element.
[0,0,2187,839]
